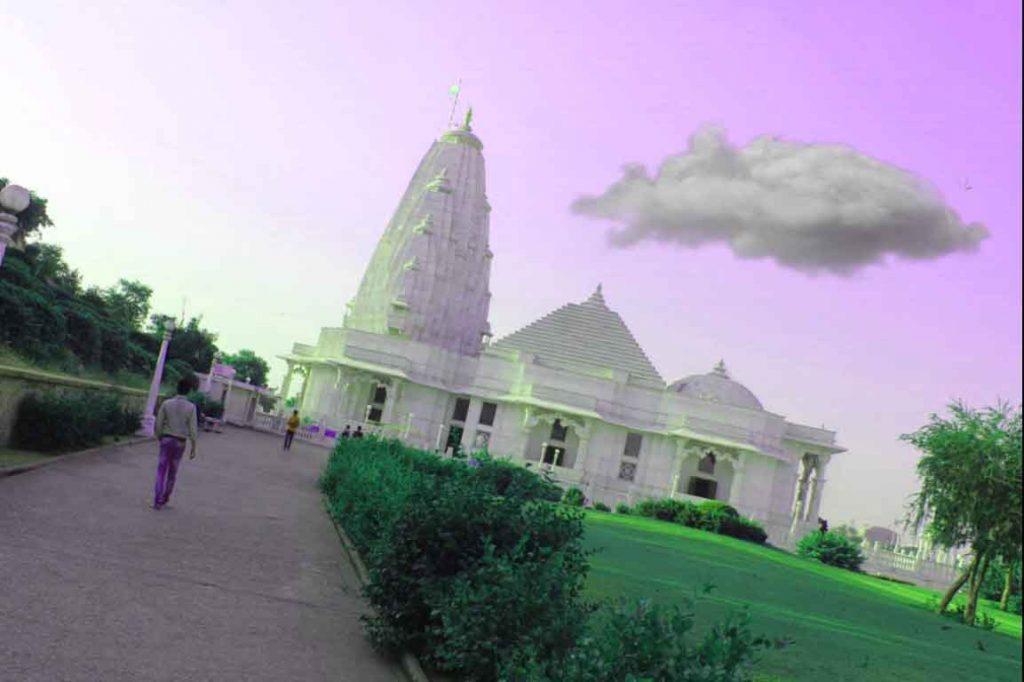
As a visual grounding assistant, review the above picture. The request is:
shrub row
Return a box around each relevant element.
[12,389,141,452]
[186,390,225,419]
[615,498,769,544]
[320,438,768,681]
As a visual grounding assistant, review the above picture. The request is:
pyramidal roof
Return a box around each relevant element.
[491,285,665,385]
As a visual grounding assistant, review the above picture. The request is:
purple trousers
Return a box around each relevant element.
[154,436,186,507]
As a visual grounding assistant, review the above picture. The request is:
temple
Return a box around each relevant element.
[280,116,844,544]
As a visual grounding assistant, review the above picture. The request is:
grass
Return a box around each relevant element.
[583,511,1022,682]
[0,447,52,470]
[0,347,156,392]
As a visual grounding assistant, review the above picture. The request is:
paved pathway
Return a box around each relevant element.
[0,428,403,682]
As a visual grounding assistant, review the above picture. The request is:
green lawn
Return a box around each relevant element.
[583,512,1021,682]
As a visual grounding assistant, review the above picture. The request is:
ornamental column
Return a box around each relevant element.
[137,319,176,437]
[727,453,747,507]
[278,361,295,411]
[0,184,30,267]
[790,456,814,535]
[806,456,829,522]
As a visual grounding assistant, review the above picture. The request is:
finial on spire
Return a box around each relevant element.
[713,359,730,378]
[447,79,462,128]
[586,283,606,306]
[462,106,474,131]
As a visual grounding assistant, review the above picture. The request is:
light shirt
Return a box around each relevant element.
[156,395,199,442]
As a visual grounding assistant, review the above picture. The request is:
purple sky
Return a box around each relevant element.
[2,1,1020,528]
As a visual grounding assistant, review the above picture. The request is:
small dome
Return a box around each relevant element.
[668,360,763,410]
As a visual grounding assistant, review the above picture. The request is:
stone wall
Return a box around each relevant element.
[0,364,147,447]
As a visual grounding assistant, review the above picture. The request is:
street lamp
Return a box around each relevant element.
[0,184,30,268]
[137,318,176,437]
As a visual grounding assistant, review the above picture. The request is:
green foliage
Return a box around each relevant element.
[615,502,633,515]
[562,486,585,507]
[102,279,152,330]
[186,390,224,419]
[901,401,1022,623]
[629,497,767,544]
[0,245,219,384]
[319,438,587,679]
[320,440,771,681]
[221,348,270,387]
[502,599,769,681]
[593,502,611,512]
[11,390,140,452]
[0,178,54,242]
[797,530,865,571]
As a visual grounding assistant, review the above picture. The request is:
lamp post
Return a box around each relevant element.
[0,184,30,267]
[203,351,222,393]
[137,318,176,437]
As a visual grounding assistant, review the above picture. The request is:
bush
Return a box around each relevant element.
[719,516,769,545]
[593,502,611,512]
[615,502,633,515]
[635,498,696,523]
[186,390,224,419]
[562,486,585,507]
[320,438,590,679]
[797,530,865,571]
[501,599,770,681]
[12,390,140,452]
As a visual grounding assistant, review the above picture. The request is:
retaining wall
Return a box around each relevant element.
[0,364,147,447]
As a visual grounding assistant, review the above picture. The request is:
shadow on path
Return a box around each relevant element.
[0,427,403,682]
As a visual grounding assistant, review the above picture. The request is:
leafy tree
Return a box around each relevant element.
[222,348,270,387]
[149,314,220,376]
[832,524,864,547]
[22,243,80,293]
[103,278,153,330]
[902,401,1022,625]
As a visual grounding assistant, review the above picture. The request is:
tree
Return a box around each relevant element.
[902,401,1022,625]
[103,279,153,330]
[222,348,270,387]
[22,243,80,293]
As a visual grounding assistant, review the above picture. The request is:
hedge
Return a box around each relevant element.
[619,498,768,544]
[320,438,769,681]
[12,389,141,452]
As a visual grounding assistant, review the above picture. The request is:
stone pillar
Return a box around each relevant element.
[671,442,696,497]
[0,184,30,267]
[382,379,403,425]
[278,361,295,411]
[790,456,814,535]
[137,320,175,437]
[806,456,829,522]
[296,366,310,412]
[727,453,747,507]
[574,425,592,471]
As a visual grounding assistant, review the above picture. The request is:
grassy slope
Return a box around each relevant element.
[0,347,155,392]
[583,512,1021,682]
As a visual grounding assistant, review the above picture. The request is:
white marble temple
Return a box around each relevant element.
[282,118,845,544]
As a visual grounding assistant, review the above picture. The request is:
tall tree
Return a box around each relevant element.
[103,279,153,330]
[222,348,270,387]
[902,402,1022,625]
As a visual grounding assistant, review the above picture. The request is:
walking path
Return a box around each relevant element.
[0,428,403,682]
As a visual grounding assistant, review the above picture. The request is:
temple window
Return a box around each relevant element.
[687,476,718,499]
[618,460,637,482]
[479,402,497,426]
[698,452,716,474]
[366,384,387,423]
[550,419,568,442]
[623,432,643,458]
[452,397,470,422]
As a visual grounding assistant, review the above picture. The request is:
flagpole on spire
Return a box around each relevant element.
[447,78,462,128]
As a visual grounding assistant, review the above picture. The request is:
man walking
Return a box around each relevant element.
[153,377,199,509]
[284,410,300,450]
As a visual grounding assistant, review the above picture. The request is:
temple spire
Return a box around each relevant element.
[713,359,730,378]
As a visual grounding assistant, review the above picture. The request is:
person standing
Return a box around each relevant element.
[340,425,351,439]
[284,410,300,450]
[352,425,364,439]
[153,377,199,509]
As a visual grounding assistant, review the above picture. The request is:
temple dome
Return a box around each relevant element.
[668,360,763,410]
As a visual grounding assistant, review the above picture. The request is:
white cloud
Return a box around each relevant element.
[571,126,987,274]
